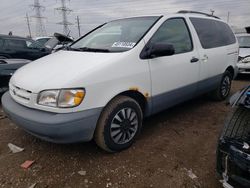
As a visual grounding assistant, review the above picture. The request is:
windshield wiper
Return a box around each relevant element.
[64,46,82,51]
[64,46,110,52]
[77,47,110,52]
[240,46,250,48]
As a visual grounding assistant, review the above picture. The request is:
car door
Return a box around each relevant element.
[4,39,28,59]
[147,18,200,114]
[189,18,230,92]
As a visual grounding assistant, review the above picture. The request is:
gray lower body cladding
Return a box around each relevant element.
[150,74,222,115]
[1,92,102,143]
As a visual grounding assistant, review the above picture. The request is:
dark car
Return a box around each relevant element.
[0,58,31,93]
[217,86,250,187]
[0,34,51,60]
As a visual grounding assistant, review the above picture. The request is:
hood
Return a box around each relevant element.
[11,50,122,93]
[239,48,250,58]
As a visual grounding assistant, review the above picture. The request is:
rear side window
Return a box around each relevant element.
[149,18,193,54]
[0,38,4,49]
[190,17,236,49]
[6,39,27,49]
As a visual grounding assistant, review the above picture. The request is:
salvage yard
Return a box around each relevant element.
[0,76,249,188]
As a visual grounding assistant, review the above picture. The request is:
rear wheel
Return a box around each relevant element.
[210,70,232,101]
[94,96,143,152]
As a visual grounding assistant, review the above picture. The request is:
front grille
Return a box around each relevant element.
[10,84,32,102]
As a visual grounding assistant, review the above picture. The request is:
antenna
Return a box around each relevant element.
[31,0,47,37]
[55,0,73,35]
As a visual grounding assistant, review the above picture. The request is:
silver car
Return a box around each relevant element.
[236,33,250,74]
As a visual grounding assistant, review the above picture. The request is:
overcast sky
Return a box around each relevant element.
[0,0,250,39]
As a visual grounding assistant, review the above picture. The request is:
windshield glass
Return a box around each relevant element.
[45,37,60,49]
[70,16,159,52]
[237,36,250,48]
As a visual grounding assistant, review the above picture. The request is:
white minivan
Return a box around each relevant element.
[2,11,238,152]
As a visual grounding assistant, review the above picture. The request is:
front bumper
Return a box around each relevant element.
[1,92,102,143]
[237,63,250,74]
[217,139,250,187]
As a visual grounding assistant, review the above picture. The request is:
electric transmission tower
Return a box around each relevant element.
[55,0,73,35]
[31,0,47,37]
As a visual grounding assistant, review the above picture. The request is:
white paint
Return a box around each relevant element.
[9,13,238,114]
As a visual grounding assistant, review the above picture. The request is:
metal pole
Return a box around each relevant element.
[227,12,230,23]
[26,13,32,38]
[210,9,215,16]
[76,16,81,37]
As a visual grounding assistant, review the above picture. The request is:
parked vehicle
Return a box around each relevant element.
[0,34,51,60]
[44,33,74,52]
[236,33,250,74]
[2,11,239,152]
[0,59,31,93]
[33,37,52,47]
[217,86,250,188]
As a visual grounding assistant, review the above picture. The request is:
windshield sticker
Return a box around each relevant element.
[112,42,136,48]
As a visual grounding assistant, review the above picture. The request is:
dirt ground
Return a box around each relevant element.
[0,75,249,188]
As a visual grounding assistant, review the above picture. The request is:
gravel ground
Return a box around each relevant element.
[0,75,249,188]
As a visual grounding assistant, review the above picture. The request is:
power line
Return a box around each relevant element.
[55,0,73,35]
[30,0,47,37]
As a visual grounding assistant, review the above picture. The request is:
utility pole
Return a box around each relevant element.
[210,9,215,16]
[55,0,73,35]
[31,0,47,37]
[25,13,32,38]
[227,11,230,23]
[76,16,81,37]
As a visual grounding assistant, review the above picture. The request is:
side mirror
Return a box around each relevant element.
[150,43,175,58]
[140,42,175,59]
[40,48,46,52]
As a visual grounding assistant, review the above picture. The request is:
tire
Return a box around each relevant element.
[210,70,233,101]
[221,107,250,140]
[94,95,143,152]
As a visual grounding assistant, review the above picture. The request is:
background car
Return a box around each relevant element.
[0,34,51,60]
[236,33,250,74]
[217,86,250,188]
[0,58,31,93]
[33,36,52,47]
[44,33,74,52]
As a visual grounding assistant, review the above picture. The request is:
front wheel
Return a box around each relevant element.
[210,71,232,101]
[94,96,143,152]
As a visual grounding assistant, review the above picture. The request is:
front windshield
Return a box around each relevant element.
[45,37,59,49]
[70,16,159,52]
[237,36,250,48]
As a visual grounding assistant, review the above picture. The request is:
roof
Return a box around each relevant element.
[33,36,52,40]
[177,10,220,19]
[0,34,31,40]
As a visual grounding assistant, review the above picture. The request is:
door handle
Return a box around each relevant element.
[190,57,199,63]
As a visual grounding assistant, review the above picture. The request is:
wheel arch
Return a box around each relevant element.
[225,66,235,78]
[103,89,150,116]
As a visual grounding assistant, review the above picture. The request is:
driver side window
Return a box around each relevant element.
[150,18,193,54]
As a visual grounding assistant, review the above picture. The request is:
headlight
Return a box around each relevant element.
[38,89,85,108]
[238,56,250,64]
